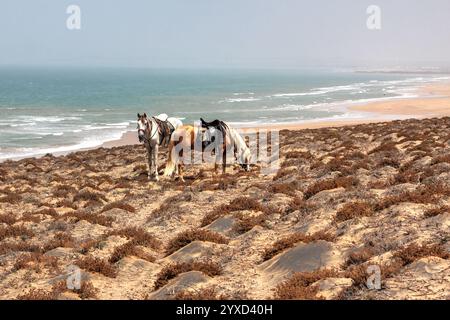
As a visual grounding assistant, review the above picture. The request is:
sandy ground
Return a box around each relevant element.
[0,116,449,300]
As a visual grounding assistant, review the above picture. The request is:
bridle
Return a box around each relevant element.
[138,117,159,143]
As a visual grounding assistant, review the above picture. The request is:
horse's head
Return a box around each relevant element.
[137,113,149,143]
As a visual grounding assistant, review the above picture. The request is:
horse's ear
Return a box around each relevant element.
[137,113,141,118]
[144,113,147,118]
[200,118,206,126]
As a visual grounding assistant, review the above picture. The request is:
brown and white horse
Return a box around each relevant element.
[163,120,252,181]
[137,113,183,181]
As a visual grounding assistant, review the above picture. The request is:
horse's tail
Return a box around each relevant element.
[164,139,177,177]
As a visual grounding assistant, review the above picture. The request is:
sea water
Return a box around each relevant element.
[0,67,448,160]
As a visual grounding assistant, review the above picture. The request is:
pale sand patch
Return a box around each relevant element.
[351,82,450,117]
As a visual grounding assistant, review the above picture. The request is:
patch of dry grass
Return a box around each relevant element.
[274,269,338,300]
[154,260,222,290]
[334,201,374,222]
[101,201,136,213]
[304,176,358,199]
[75,256,117,278]
[166,229,229,256]
[423,206,449,218]
[173,287,229,300]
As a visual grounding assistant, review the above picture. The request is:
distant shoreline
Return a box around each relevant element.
[2,80,450,163]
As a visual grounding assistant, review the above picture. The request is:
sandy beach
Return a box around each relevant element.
[104,82,450,149]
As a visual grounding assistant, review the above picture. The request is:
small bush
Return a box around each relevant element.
[108,227,161,249]
[73,189,106,203]
[166,229,229,256]
[393,243,449,266]
[0,225,34,241]
[154,261,222,290]
[274,269,338,300]
[344,247,375,267]
[423,206,449,218]
[101,201,136,213]
[201,197,266,227]
[173,287,228,300]
[75,256,117,278]
[61,210,114,227]
[109,241,155,264]
[304,177,358,199]
[0,194,22,204]
[334,201,374,222]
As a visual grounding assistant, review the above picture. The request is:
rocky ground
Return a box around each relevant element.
[0,117,449,300]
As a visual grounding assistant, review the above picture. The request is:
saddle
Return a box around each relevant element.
[199,118,230,151]
[152,117,175,147]
[200,118,229,133]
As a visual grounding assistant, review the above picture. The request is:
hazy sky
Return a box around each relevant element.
[1,0,450,69]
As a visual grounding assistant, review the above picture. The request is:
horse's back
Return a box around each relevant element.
[168,117,183,129]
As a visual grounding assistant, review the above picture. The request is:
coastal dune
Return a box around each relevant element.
[1,116,449,300]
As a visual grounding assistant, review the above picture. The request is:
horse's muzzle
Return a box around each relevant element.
[138,134,145,143]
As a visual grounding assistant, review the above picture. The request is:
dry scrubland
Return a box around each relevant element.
[0,117,449,300]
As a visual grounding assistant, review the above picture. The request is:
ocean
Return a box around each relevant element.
[0,67,448,160]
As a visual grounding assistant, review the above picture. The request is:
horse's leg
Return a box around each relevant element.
[222,140,227,175]
[146,144,153,179]
[153,144,159,181]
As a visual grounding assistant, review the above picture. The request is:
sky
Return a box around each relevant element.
[1,0,450,69]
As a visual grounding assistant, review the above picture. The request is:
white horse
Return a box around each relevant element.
[137,113,183,181]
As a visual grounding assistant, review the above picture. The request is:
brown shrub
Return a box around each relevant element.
[304,176,358,199]
[369,142,398,154]
[101,201,136,213]
[154,261,222,290]
[268,181,298,196]
[34,207,58,217]
[52,185,77,198]
[166,229,229,256]
[17,280,98,300]
[201,196,266,227]
[232,212,269,234]
[0,241,41,255]
[73,189,106,203]
[274,269,338,300]
[423,206,449,218]
[61,210,114,227]
[344,247,376,267]
[173,287,228,300]
[393,243,450,266]
[55,199,78,210]
[108,227,161,249]
[334,201,374,222]
[431,154,450,165]
[110,242,155,264]
[285,197,307,214]
[13,253,59,272]
[375,183,450,211]
[75,256,117,278]
[0,213,16,225]
[43,232,75,252]
[262,231,336,261]
[0,225,34,241]
[0,193,22,204]
[16,288,55,300]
